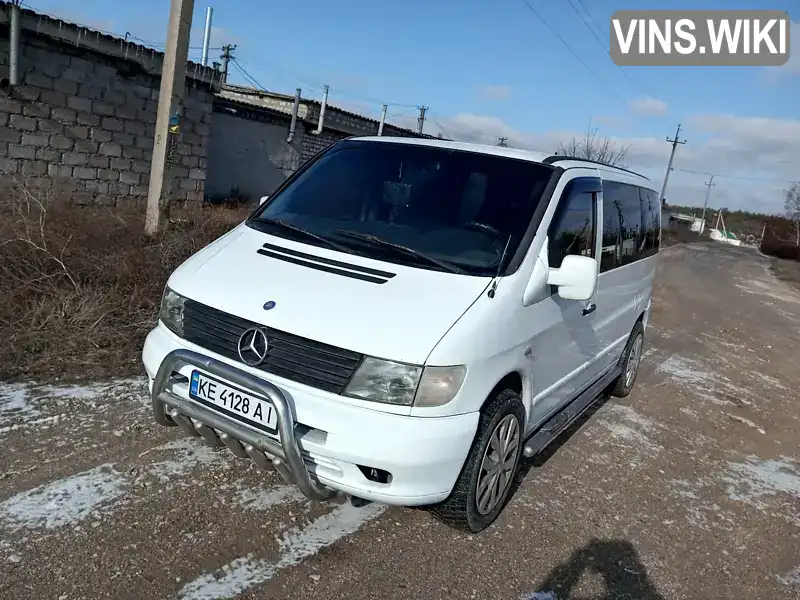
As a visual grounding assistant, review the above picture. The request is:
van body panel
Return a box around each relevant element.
[166,224,493,366]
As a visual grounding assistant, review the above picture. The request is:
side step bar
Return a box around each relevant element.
[523,366,621,458]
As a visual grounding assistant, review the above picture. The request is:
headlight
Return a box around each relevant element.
[159,286,186,337]
[344,357,466,408]
[414,365,467,407]
[345,357,422,406]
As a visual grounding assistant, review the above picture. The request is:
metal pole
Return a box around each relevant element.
[699,175,715,235]
[377,104,387,136]
[287,87,301,143]
[144,0,195,237]
[201,7,213,66]
[314,85,329,134]
[417,106,427,135]
[9,1,21,86]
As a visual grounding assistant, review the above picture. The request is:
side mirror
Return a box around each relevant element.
[259,195,269,205]
[546,254,598,301]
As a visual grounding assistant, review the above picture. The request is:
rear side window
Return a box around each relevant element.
[601,181,658,272]
[548,179,597,269]
[640,188,661,257]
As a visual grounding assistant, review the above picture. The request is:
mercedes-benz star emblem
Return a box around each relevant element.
[237,327,269,366]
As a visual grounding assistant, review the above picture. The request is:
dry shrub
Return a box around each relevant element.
[0,182,252,382]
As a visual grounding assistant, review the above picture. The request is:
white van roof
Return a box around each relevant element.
[349,136,650,182]
[349,136,553,164]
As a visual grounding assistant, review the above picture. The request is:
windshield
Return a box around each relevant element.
[249,140,555,276]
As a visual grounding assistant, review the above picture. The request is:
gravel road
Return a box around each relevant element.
[1,242,799,600]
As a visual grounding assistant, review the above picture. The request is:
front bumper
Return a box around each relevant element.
[143,324,480,506]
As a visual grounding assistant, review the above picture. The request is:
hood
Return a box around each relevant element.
[168,224,492,365]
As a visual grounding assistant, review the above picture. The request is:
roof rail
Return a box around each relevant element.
[542,155,649,180]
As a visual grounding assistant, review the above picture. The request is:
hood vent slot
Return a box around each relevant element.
[257,242,396,284]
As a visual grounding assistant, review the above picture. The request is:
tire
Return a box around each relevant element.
[431,389,525,533]
[608,320,645,398]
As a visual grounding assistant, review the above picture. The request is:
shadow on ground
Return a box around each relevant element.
[526,538,666,600]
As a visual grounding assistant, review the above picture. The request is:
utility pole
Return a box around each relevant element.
[417,106,428,135]
[220,44,235,83]
[659,124,686,204]
[497,136,508,147]
[699,176,715,235]
[144,0,195,237]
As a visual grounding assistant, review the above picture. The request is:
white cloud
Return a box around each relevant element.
[388,111,798,214]
[476,85,512,101]
[628,96,669,116]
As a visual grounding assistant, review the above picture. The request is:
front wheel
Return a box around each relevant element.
[431,389,525,533]
[608,320,645,398]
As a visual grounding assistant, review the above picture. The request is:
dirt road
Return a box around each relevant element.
[1,242,799,600]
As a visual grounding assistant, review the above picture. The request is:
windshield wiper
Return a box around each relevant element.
[256,218,355,254]
[332,229,465,274]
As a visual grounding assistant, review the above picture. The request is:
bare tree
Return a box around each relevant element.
[557,128,630,168]
[785,182,800,246]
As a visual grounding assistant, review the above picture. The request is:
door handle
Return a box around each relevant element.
[582,303,596,316]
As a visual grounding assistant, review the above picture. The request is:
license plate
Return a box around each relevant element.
[188,370,278,435]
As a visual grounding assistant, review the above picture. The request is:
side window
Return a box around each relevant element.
[600,181,643,271]
[639,188,661,257]
[548,179,597,270]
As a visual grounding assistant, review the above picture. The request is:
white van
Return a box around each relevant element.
[143,137,661,533]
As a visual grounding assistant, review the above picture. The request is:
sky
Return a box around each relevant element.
[24,0,800,215]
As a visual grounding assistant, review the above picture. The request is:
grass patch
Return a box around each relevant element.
[0,183,251,382]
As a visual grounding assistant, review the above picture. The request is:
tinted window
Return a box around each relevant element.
[252,141,554,276]
[600,181,643,272]
[548,179,596,269]
[640,188,660,257]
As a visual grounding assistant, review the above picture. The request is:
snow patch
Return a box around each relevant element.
[144,438,225,482]
[0,383,41,426]
[0,378,149,436]
[177,502,386,600]
[0,464,128,531]
[750,372,787,390]
[233,484,307,511]
[656,355,715,386]
[736,278,800,305]
[521,593,558,600]
[777,566,800,588]
[724,456,800,502]
[594,404,661,456]
[723,456,800,522]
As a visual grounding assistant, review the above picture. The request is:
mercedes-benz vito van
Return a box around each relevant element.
[143,137,661,533]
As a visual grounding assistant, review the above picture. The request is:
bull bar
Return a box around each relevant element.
[151,348,337,501]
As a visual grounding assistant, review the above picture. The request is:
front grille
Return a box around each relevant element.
[182,300,364,394]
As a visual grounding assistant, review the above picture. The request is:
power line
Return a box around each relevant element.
[517,0,627,106]
[232,58,266,91]
[575,0,608,43]
[564,0,655,100]
[674,168,797,184]
[235,55,418,111]
[429,115,456,140]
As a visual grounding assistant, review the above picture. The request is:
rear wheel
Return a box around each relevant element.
[431,388,525,533]
[609,320,645,398]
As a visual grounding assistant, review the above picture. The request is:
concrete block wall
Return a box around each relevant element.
[0,34,214,204]
[207,106,304,202]
[300,129,348,163]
